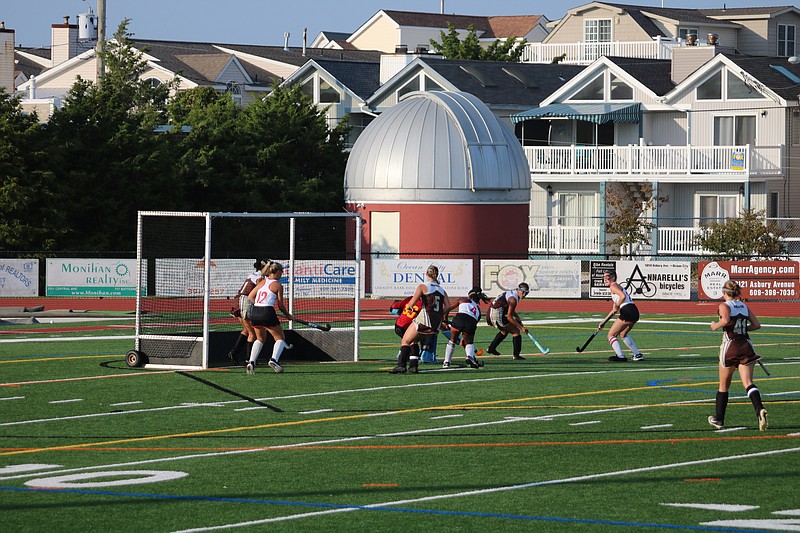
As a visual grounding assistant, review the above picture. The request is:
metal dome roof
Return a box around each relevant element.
[344,91,530,203]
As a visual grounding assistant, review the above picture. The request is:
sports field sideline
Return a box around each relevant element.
[1,302,799,532]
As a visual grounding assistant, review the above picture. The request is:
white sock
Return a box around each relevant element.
[609,336,624,357]
[466,344,475,360]
[249,340,263,363]
[272,339,286,362]
[622,336,640,354]
[444,341,456,363]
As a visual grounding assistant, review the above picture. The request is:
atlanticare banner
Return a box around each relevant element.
[480,260,581,299]
[46,259,141,297]
[0,259,39,297]
[698,260,800,300]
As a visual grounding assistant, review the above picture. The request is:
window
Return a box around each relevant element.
[793,112,800,145]
[299,79,314,101]
[714,116,755,146]
[559,192,595,226]
[423,76,444,91]
[319,79,340,103]
[609,75,633,100]
[697,71,722,100]
[778,24,796,57]
[225,81,242,105]
[699,194,738,222]
[585,19,612,43]
[769,191,779,218]
[396,76,421,100]
[573,74,604,100]
[727,71,761,99]
[678,28,698,40]
[145,77,162,88]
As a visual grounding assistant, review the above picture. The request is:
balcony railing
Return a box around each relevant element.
[523,145,783,177]
[529,217,800,256]
[521,38,677,64]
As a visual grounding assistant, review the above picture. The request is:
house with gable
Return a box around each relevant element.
[323,9,549,54]
[523,3,800,65]
[513,47,800,257]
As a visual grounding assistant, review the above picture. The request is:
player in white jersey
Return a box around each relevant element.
[227,259,269,363]
[442,286,490,369]
[602,270,643,362]
[708,280,768,431]
[246,261,293,374]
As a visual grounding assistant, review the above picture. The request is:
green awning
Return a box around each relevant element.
[510,103,641,124]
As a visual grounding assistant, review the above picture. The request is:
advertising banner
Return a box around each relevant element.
[46,259,140,297]
[590,260,691,300]
[371,259,472,297]
[698,260,800,300]
[0,259,39,297]
[480,260,581,299]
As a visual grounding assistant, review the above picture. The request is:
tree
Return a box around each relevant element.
[430,23,526,62]
[694,209,786,259]
[605,182,668,257]
[45,20,179,251]
[0,89,63,252]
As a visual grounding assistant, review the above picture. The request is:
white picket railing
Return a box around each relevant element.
[523,145,783,177]
[520,38,677,64]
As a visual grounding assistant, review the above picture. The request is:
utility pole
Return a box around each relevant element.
[96,0,106,86]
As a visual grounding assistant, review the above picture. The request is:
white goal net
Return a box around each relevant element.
[131,211,362,369]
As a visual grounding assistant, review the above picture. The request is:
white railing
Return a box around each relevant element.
[529,217,800,256]
[521,38,677,64]
[524,145,783,177]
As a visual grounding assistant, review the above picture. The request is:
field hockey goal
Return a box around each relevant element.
[129,211,362,369]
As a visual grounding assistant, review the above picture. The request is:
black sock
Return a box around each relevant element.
[399,345,411,367]
[715,391,729,422]
[412,344,420,360]
[746,385,764,412]
[488,332,507,352]
[512,335,522,356]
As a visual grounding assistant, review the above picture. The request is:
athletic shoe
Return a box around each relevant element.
[268,359,283,374]
[466,358,483,368]
[408,364,419,374]
[388,366,407,374]
[707,416,724,430]
[632,353,645,361]
[487,349,501,356]
[608,356,628,362]
[758,409,768,431]
[246,362,255,375]
[442,361,451,369]
[512,355,525,360]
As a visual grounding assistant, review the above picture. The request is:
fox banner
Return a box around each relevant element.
[698,260,800,300]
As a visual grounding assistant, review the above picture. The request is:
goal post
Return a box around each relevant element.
[131,211,362,369]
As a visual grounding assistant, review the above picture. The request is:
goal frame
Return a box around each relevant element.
[133,211,363,369]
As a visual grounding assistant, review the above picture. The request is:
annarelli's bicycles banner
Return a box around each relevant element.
[590,260,691,300]
[698,260,800,300]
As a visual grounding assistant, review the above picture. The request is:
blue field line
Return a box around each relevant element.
[0,485,778,532]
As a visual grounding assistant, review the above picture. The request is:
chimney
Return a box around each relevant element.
[51,16,79,67]
[380,45,413,83]
[671,45,716,84]
[0,22,14,94]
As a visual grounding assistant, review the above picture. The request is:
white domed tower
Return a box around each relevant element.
[345,91,530,258]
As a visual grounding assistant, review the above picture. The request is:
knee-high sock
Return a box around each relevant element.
[412,343,420,360]
[398,345,411,367]
[488,332,507,352]
[444,341,456,364]
[715,391,729,422]
[622,335,640,355]
[272,339,286,363]
[465,344,476,361]
[512,335,522,356]
[746,385,764,412]
[609,336,624,357]
[249,340,263,364]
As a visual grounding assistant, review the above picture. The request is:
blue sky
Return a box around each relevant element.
[5,0,790,49]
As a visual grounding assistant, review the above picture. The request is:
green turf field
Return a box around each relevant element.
[1,311,799,532]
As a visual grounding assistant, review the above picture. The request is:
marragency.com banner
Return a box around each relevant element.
[698,260,800,300]
[371,259,472,298]
[480,260,581,298]
[0,259,39,296]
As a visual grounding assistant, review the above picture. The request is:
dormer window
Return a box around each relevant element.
[778,24,796,57]
[225,81,242,105]
[570,72,632,101]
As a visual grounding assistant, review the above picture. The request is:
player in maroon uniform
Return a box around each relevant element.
[486,283,529,360]
[708,280,768,431]
[389,265,450,374]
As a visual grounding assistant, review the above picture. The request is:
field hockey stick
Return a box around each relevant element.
[526,331,550,354]
[294,318,331,331]
[757,359,771,376]
[576,316,611,353]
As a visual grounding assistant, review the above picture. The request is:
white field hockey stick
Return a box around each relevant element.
[526,331,551,354]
